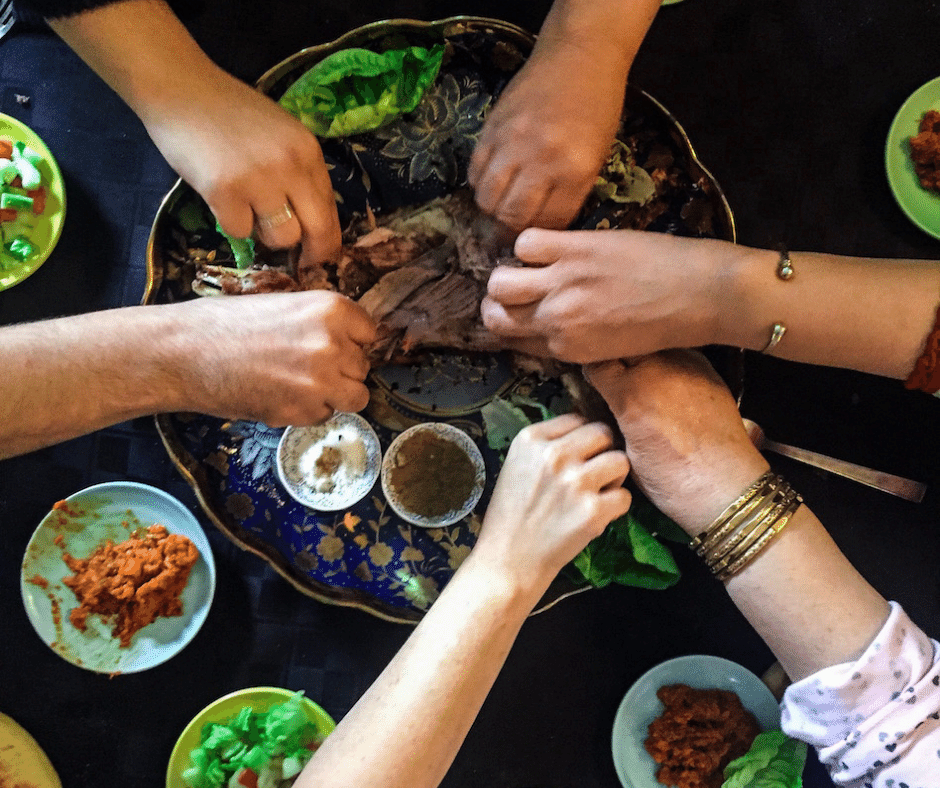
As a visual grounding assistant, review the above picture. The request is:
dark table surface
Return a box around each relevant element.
[2,1,940,786]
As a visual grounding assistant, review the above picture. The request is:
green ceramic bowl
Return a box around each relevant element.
[166,686,337,788]
[0,113,66,291]
[885,76,940,240]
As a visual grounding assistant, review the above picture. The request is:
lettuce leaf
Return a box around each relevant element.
[480,395,684,590]
[279,44,445,137]
[722,730,807,788]
[572,497,681,590]
[480,395,552,454]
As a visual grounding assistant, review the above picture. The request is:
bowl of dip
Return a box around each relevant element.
[381,422,486,528]
[276,413,382,511]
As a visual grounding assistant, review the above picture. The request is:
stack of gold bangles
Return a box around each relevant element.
[689,471,803,581]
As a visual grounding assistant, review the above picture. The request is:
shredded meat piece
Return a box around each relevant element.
[910,110,940,192]
[62,524,199,647]
[644,684,761,788]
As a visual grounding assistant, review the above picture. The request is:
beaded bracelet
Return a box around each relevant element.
[689,471,802,581]
[904,302,940,394]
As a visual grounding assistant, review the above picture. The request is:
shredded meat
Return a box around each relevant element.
[62,524,199,647]
[644,684,761,788]
[189,190,626,432]
[193,190,517,364]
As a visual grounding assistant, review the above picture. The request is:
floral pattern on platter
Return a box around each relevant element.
[173,365,568,616]
[375,73,490,185]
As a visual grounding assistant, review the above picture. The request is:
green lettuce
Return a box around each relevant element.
[279,44,445,137]
[572,497,682,590]
[722,730,807,788]
[216,220,255,269]
[480,395,553,455]
[181,691,323,788]
[480,395,685,590]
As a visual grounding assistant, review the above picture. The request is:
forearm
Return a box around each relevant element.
[724,507,889,682]
[715,244,940,379]
[682,485,890,683]
[46,0,228,124]
[0,305,191,458]
[296,555,538,788]
[536,0,662,75]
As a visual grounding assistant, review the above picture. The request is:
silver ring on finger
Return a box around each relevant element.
[255,203,294,230]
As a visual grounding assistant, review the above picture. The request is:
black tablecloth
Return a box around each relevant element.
[2,1,939,786]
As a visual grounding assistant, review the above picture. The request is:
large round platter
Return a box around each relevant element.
[144,16,737,623]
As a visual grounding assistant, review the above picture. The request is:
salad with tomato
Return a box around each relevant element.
[181,691,325,788]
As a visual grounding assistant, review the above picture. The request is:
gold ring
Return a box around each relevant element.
[255,204,294,230]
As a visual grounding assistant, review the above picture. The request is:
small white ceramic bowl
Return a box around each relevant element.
[277,412,382,511]
[381,422,486,528]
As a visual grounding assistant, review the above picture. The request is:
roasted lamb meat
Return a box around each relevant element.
[195,189,519,364]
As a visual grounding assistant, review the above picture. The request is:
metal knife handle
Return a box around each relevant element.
[761,438,927,503]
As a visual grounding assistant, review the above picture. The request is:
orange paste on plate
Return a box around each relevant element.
[644,683,761,788]
[61,524,199,647]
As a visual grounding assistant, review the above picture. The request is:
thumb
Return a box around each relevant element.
[583,359,632,393]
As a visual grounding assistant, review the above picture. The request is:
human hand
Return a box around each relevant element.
[468,414,631,596]
[144,68,342,272]
[176,291,376,426]
[585,352,769,535]
[467,29,628,232]
[482,229,734,363]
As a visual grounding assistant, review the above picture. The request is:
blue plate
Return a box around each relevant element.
[611,655,781,788]
[20,482,215,673]
[145,17,737,623]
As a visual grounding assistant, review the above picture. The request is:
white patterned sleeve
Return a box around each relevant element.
[781,602,940,787]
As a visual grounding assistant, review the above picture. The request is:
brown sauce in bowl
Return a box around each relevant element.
[387,430,477,518]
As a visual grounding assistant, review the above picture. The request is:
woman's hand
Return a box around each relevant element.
[469,414,631,596]
[48,1,342,272]
[585,352,768,535]
[483,230,739,363]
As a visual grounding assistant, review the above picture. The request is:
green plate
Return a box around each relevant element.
[166,687,337,788]
[885,76,940,240]
[0,113,66,291]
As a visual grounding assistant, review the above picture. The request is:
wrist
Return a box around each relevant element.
[456,541,552,612]
[50,0,228,123]
[104,303,205,415]
[536,0,636,74]
[713,244,783,351]
[680,457,773,538]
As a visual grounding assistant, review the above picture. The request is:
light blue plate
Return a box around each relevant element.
[20,481,215,673]
[611,654,781,788]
